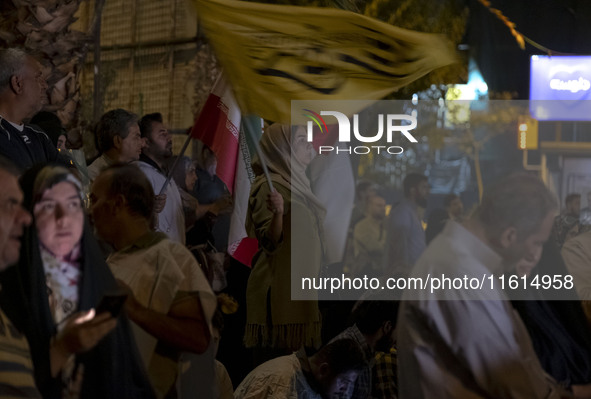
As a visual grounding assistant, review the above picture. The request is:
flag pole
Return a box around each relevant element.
[243,115,274,192]
[159,126,194,195]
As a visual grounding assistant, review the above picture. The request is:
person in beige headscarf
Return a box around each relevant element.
[244,123,326,361]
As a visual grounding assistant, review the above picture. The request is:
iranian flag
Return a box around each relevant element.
[191,73,240,194]
[227,116,263,267]
[193,74,260,266]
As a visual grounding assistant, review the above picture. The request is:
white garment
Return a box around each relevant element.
[215,360,234,399]
[308,149,355,265]
[136,160,186,245]
[108,237,216,397]
[87,154,113,182]
[234,354,322,399]
[562,230,591,300]
[398,221,560,399]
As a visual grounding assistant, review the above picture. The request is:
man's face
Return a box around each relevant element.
[20,56,48,119]
[515,253,541,278]
[0,170,31,270]
[119,123,144,162]
[368,196,386,220]
[500,212,555,266]
[413,180,429,208]
[146,121,172,160]
[319,369,359,399]
[89,173,114,243]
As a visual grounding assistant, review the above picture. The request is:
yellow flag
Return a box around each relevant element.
[192,0,458,123]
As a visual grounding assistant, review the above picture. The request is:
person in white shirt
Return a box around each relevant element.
[398,173,567,399]
[137,112,186,244]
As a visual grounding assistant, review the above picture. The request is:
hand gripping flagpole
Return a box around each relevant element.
[158,127,193,195]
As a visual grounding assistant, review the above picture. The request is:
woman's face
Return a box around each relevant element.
[185,165,198,191]
[34,182,84,258]
[292,127,314,166]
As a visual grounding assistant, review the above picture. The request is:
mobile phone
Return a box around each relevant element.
[95,294,128,317]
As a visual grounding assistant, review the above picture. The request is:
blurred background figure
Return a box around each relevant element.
[554,193,581,249]
[384,173,429,277]
[425,193,464,245]
[193,144,233,252]
[352,194,387,278]
[350,180,378,229]
[579,191,591,228]
[444,193,464,222]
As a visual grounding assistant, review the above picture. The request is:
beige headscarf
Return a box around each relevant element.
[252,123,326,220]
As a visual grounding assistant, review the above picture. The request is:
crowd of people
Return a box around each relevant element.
[3,46,591,399]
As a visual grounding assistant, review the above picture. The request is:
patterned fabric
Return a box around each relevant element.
[41,245,81,326]
[372,347,398,399]
[234,351,322,399]
[330,325,373,399]
[0,308,41,398]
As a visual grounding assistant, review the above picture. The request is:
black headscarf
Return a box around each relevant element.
[0,164,155,399]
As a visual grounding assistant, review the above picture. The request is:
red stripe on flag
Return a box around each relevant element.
[227,237,258,267]
[192,93,239,194]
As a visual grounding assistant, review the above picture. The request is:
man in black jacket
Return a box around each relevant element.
[0,48,67,171]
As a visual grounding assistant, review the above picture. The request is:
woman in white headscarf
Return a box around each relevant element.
[244,124,325,358]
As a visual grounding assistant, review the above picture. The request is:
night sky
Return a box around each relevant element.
[468,0,591,98]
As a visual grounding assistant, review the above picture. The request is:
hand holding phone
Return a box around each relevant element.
[95,294,128,318]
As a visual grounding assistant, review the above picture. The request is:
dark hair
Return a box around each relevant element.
[102,164,154,221]
[315,338,365,376]
[0,155,20,177]
[212,309,224,332]
[443,193,460,208]
[351,300,400,335]
[30,111,65,147]
[355,180,377,201]
[139,113,163,140]
[475,172,557,240]
[565,193,581,206]
[96,109,138,152]
[403,173,427,197]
